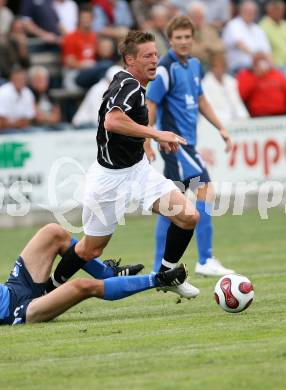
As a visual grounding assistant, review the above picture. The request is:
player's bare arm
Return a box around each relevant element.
[199,95,232,152]
[105,108,187,152]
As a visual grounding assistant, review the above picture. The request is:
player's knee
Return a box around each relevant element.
[43,223,69,243]
[180,209,200,230]
[73,278,103,298]
[75,244,103,261]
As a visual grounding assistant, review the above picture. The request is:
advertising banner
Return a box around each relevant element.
[0,130,97,215]
[1,116,286,215]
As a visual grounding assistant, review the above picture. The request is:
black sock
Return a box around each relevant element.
[46,244,86,293]
[159,223,194,272]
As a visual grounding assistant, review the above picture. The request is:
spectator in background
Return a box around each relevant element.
[62,4,113,90]
[0,18,30,81]
[148,4,170,58]
[9,17,30,66]
[237,52,286,117]
[0,65,35,131]
[260,0,286,72]
[92,0,134,41]
[222,0,271,74]
[20,0,61,44]
[72,64,122,127]
[97,35,117,62]
[253,0,269,17]
[29,66,61,127]
[199,0,231,31]
[201,51,249,125]
[187,1,224,70]
[131,0,161,30]
[53,0,79,34]
[0,0,14,35]
[170,0,231,31]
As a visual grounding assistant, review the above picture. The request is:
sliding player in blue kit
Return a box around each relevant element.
[146,16,235,277]
[0,223,188,325]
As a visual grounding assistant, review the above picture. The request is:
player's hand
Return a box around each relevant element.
[144,140,156,162]
[155,131,187,153]
[220,128,232,153]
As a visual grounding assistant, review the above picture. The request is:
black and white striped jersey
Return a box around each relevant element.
[97,70,148,169]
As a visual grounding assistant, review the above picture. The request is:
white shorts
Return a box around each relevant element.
[82,155,178,236]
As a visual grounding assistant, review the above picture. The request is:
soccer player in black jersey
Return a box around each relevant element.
[46,31,200,299]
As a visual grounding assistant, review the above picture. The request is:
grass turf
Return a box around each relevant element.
[0,210,286,390]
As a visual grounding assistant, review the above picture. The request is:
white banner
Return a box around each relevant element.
[197,116,286,185]
[0,129,97,215]
[1,116,286,214]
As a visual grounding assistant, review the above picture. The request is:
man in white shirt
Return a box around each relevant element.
[201,51,249,125]
[53,0,78,34]
[0,0,14,35]
[222,0,271,73]
[0,65,35,131]
[72,65,122,127]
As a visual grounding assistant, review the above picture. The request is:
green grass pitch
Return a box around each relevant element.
[0,210,286,390]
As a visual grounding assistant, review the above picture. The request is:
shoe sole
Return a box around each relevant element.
[156,287,198,300]
[195,271,235,277]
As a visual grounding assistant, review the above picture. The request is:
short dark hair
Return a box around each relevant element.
[166,16,195,39]
[118,30,155,64]
[9,63,27,77]
[79,3,93,14]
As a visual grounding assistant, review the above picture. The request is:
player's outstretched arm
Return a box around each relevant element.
[199,95,232,152]
[105,108,187,152]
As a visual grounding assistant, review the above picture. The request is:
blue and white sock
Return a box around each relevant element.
[153,215,171,272]
[70,237,115,279]
[195,200,213,265]
[102,274,159,301]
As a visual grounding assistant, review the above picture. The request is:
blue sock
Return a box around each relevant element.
[82,259,115,279]
[70,237,115,279]
[103,274,159,301]
[153,215,171,272]
[195,201,213,265]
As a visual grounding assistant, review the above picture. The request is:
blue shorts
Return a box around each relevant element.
[161,145,211,190]
[4,257,47,325]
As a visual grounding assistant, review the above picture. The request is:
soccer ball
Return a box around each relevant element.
[214,274,254,313]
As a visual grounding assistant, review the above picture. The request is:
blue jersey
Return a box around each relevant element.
[0,284,10,324]
[146,49,204,146]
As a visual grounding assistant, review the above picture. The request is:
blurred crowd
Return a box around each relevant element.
[0,0,286,133]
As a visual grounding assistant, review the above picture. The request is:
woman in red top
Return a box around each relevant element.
[237,52,286,117]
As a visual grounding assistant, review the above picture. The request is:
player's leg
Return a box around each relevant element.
[152,190,200,298]
[45,154,147,290]
[153,215,171,272]
[46,234,112,292]
[26,278,104,323]
[152,146,197,273]
[26,265,188,323]
[153,189,199,269]
[195,182,214,266]
[20,223,116,285]
[20,223,71,283]
[69,237,143,279]
[195,182,235,276]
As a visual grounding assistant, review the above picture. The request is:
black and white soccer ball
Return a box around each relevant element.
[214,274,254,313]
